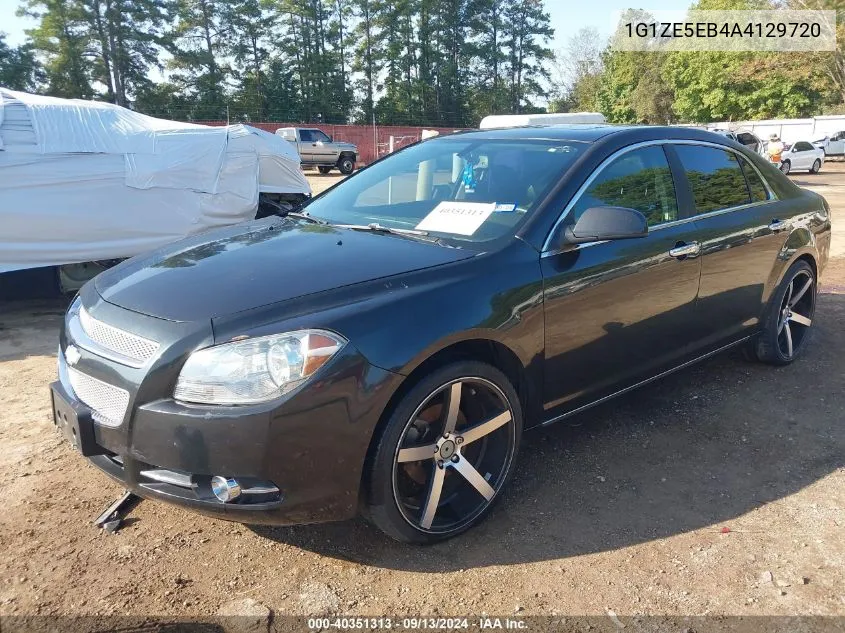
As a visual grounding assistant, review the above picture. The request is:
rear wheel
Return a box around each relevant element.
[750,260,816,365]
[810,159,822,174]
[318,166,333,174]
[364,361,522,543]
[780,160,791,175]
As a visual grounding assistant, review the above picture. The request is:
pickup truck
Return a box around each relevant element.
[275,127,358,174]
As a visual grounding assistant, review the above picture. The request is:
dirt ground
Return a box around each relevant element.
[1,162,844,630]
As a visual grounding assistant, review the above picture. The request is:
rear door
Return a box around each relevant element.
[541,144,702,416]
[670,143,785,351]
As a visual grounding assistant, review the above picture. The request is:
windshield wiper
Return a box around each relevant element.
[331,222,434,240]
[285,211,329,225]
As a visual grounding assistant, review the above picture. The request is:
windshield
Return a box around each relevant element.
[303,137,586,243]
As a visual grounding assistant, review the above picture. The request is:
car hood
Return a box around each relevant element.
[95,218,473,322]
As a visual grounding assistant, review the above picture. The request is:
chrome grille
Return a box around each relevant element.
[67,366,129,427]
[79,307,159,365]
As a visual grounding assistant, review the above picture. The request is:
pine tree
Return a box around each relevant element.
[350,0,381,123]
[224,0,276,120]
[79,0,167,106]
[501,0,553,113]
[20,0,94,98]
[0,33,44,91]
[167,0,229,119]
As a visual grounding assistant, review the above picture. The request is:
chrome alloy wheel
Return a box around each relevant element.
[777,269,815,360]
[391,377,516,534]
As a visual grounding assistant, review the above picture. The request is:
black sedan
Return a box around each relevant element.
[51,125,831,543]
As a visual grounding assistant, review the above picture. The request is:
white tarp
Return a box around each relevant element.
[0,89,310,273]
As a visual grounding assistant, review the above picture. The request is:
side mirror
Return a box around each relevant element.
[563,206,648,245]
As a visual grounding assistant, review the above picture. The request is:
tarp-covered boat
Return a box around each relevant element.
[0,89,310,273]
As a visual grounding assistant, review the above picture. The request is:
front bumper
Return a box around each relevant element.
[58,284,401,526]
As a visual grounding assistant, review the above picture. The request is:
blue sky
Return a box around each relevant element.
[2,0,686,50]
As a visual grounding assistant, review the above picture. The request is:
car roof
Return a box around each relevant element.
[435,124,748,147]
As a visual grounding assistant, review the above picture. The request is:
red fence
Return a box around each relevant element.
[200,121,464,165]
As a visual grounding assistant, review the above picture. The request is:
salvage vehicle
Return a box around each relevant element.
[51,125,831,543]
[275,127,358,174]
[775,141,825,175]
[813,130,845,155]
[0,89,310,291]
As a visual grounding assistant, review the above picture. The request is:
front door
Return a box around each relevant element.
[541,144,702,417]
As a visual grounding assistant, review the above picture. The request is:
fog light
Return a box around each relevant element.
[211,476,241,503]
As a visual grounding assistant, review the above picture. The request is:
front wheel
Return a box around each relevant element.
[364,361,522,543]
[780,160,791,175]
[337,156,355,175]
[810,159,822,174]
[749,260,816,365]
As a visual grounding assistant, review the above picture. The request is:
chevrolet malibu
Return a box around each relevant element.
[52,126,831,543]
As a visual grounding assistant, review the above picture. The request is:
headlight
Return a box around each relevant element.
[174,330,346,405]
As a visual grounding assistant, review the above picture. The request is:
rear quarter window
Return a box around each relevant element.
[675,145,751,214]
[737,155,769,203]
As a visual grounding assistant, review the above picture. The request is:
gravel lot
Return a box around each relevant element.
[1,163,843,630]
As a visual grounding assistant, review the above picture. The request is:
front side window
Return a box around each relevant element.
[569,145,678,227]
[303,138,586,244]
[313,130,331,143]
[299,130,315,142]
[675,145,750,214]
[793,141,814,152]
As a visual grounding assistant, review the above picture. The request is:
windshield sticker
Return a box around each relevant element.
[461,162,477,193]
[493,203,517,213]
[415,201,496,235]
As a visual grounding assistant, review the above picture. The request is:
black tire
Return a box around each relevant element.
[363,361,522,544]
[810,159,821,174]
[318,166,333,174]
[780,160,791,175]
[749,259,816,365]
[338,155,355,175]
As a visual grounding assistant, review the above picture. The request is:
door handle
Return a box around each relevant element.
[669,241,700,259]
[768,219,787,232]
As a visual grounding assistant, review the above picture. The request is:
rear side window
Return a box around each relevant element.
[737,155,769,202]
[793,141,814,152]
[675,145,750,214]
[570,145,678,227]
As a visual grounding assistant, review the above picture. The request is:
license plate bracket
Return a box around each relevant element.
[50,381,107,457]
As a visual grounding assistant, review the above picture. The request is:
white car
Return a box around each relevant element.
[813,131,845,155]
[776,141,825,175]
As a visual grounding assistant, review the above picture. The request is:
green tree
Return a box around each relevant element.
[79,0,167,106]
[466,0,509,118]
[0,33,44,91]
[167,0,229,119]
[349,0,381,123]
[223,0,276,120]
[501,0,553,114]
[19,0,94,98]
[549,27,604,113]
